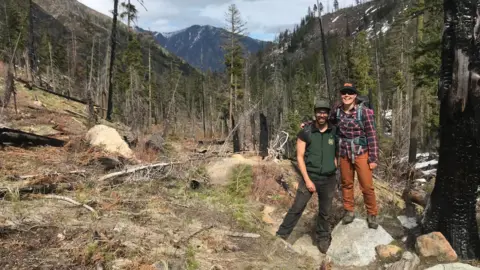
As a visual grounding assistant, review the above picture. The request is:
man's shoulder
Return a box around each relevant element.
[297,127,309,142]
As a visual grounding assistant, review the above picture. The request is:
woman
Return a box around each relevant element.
[329,82,379,229]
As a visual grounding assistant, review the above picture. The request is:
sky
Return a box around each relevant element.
[78,0,359,41]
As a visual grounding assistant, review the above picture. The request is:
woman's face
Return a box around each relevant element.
[340,89,357,105]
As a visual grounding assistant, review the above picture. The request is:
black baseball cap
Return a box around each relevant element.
[340,83,359,95]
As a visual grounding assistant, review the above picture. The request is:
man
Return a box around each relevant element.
[329,83,379,229]
[276,99,337,253]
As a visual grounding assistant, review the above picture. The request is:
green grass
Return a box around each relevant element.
[189,164,262,232]
[186,245,199,270]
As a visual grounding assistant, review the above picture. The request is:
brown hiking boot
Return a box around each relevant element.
[342,211,355,224]
[367,215,378,229]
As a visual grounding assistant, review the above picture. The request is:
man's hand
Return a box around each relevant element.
[334,158,338,168]
[305,180,316,193]
[369,162,377,170]
[300,120,312,129]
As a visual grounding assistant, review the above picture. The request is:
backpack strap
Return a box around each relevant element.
[356,103,365,130]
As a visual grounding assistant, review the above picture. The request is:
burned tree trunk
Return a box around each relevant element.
[106,0,119,121]
[2,63,14,108]
[421,0,480,259]
[259,113,268,159]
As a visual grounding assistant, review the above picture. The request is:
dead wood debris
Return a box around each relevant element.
[11,170,87,180]
[98,162,181,182]
[0,182,76,198]
[222,231,261,238]
[42,194,97,215]
[0,127,65,147]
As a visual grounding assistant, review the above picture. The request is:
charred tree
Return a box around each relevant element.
[316,0,333,101]
[421,0,480,259]
[259,113,268,159]
[106,0,119,121]
[232,115,240,153]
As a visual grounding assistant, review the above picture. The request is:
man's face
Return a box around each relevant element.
[340,89,357,105]
[315,108,329,124]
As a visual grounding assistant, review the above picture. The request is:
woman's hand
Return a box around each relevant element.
[369,162,377,170]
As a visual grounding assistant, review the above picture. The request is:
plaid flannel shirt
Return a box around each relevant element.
[329,104,379,163]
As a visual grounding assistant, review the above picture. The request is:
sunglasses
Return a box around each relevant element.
[340,90,356,95]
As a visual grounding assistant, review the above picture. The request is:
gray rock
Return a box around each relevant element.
[386,251,420,270]
[397,215,418,229]
[425,263,480,270]
[291,234,323,262]
[111,259,132,270]
[326,218,394,267]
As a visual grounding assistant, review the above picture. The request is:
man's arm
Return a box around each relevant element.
[296,138,311,183]
[363,108,379,163]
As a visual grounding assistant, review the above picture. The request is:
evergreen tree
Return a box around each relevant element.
[350,31,376,96]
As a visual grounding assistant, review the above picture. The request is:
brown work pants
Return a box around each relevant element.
[340,152,378,216]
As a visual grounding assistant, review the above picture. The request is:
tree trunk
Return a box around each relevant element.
[421,0,480,259]
[374,33,383,133]
[87,37,96,128]
[316,0,332,101]
[405,0,425,217]
[27,0,34,86]
[259,113,268,158]
[2,63,14,108]
[148,45,152,127]
[106,0,119,121]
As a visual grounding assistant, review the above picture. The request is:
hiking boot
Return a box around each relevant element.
[316,237,331,254]
[276,233,289,240]
[342,211,355,224]
[367,215,378,229]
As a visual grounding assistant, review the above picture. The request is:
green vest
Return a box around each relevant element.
[304,125,337,180]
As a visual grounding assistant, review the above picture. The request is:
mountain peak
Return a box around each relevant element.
[140,24,269,71]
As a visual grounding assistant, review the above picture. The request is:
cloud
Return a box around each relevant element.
[78,0,359,41]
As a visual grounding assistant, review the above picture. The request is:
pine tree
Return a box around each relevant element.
[350,31,376,96]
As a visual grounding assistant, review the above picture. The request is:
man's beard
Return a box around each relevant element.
[316,118,326,125]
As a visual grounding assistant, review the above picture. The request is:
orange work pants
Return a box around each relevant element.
[340,152,378,216]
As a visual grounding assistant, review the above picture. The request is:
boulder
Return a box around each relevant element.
[397,215,418,229]
[376,244,402,262]
[386,251,420,270]
[425,263,480,270]
[416,232,457,262]
[326,218,394,267]
[85,125,134,159]
[145,133,164,152]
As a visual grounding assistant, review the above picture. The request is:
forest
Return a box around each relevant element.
[1,0,480,265]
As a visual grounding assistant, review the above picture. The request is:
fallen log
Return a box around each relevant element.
[223,231,260,238]
[12,170,87,180]
[0,127,65,147]
[98,162,180,182]
[0,182,75,198]
[222,231,260,238]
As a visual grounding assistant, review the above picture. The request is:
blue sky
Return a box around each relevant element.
[78,0,360,41]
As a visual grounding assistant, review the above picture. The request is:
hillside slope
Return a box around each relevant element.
[138,25,269,72]
[25,0,198,100]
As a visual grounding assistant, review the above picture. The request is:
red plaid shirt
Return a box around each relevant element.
[329,104,379,163]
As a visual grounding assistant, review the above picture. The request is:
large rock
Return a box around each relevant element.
[416,232,457,262]
[85,125,134,159]
[376,244,402,262]
[326,218,394,267]
[386,251,420,270]
[425,263,480,270]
